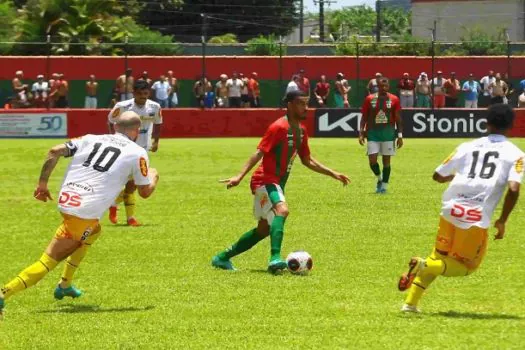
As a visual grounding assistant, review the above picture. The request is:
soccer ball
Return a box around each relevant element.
[286,251,313,274]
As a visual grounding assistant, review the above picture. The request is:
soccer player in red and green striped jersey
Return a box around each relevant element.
[212,90,350,273]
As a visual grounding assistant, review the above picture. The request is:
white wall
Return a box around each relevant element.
[412,0,525,41]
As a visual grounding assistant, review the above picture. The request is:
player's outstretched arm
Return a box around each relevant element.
[220,150,264,189]
[494,181,520,240]
[137,168,160,199]
[34,143,69,202]
[301,156,350,186]
[432,172,454,183]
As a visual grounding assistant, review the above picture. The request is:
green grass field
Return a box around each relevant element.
[0,138,524,349]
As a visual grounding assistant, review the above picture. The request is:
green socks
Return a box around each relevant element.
[218,229,263,260]
[382,166,391,183]
[270,216,286,261]
[370,163,381,180]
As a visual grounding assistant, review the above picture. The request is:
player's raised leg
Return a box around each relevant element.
[212,220,269,271]
[1,235,80,306]
[55,224,102,300]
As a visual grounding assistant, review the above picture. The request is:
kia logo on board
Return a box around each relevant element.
[314,108,488,138]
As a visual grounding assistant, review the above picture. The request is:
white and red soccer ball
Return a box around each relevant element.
[286,251,313,274]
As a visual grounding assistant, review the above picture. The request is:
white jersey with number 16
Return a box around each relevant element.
[58,133,151,220]
[435,134,524,229]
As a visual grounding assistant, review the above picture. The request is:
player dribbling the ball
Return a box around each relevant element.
[212,90,350,273]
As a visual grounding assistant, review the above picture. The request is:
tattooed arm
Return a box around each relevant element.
[34,144,69,202]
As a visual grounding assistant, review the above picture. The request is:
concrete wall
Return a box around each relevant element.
[412,0,525,41]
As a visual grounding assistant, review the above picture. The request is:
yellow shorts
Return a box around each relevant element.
[435,216,488,271]
[54,213,101,243]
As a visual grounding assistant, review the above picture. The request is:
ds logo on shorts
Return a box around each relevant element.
[80,227,92,241]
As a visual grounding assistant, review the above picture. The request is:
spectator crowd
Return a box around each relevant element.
[4,68,525,109]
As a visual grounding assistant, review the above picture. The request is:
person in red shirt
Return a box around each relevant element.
[297,69,311,101]
[247,72,260,107]
[444,72,461,107]
[314,75,330,107]
[212,90,350,273]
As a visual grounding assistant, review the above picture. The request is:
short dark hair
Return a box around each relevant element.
[284,90,307,103]
[487,103,514,131]
[134,79,150,91]
[378,77,389,84]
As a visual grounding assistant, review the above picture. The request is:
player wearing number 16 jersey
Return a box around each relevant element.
[398,104,524,313]
[212,90,350,273]
[0,112,159,318]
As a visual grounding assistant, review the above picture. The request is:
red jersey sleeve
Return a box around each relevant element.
[299,128,311,159]
[393,95,401,112]
[258,123,284,154]
[361,95,371,116]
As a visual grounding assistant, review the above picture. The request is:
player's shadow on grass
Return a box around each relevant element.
[433,310,522,320]
[38,304,155,314]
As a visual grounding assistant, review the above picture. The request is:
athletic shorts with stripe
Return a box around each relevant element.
[54,213,101,243]
[434,216,488,271]
[253,184,285,225]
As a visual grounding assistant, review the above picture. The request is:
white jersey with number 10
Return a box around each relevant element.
[58,133,151,220]
[435,134,524,229]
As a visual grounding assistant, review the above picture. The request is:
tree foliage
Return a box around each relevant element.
[245,35,284,56]
[208,33,239,44]
[8,0,181,55]
[328,5,411,41]
[137,0,299,43]
[0,0,16,54]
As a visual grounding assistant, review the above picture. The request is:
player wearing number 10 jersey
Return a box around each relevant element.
[398,104,524,313]
[0,112,159,318]
[212,90,350,273]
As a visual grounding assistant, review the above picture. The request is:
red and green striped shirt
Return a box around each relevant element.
[250,116,310,192]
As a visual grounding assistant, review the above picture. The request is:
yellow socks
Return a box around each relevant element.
[124,191,136,219]
[114,190,125,206]
[405,251,470,307]
[2,253,58,300]
[405,273,437,307]
[60,228,101,288]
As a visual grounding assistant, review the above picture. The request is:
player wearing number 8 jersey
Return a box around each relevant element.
[398,104,523,313]
[212,90,350,273]
[0,112,159,319]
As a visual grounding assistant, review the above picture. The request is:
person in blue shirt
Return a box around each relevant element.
[462,74,481,108]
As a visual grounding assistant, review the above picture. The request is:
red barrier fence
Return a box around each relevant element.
[1,56,525,80]
[0,108,524,138]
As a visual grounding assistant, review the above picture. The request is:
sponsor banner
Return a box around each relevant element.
[315,108,489,138]
[0,113,67,138]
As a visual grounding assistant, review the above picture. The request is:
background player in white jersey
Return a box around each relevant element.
[107,80,162,226]
[398,104,523,313]
[0,112,159,318]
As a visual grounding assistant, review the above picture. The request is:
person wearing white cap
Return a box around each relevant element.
[215,74,229,108]
[432,71,446,108]
[32,74,49,108]
[416,72,431,108]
